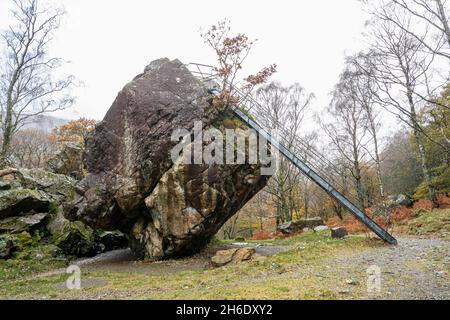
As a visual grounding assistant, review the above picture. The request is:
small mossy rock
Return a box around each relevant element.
[0,188,50,220]
[94,230,128,252]
[0,181,11,191]
[46,143,85,180]
[0,234,17,259]
[47,210,95,257]
[16,231,33,248]
[13,243,64,262]
[0,212,48,234]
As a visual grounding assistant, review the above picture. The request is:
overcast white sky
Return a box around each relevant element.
[1,0,398,131]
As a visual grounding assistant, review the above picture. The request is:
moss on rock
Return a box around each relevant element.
[47,209,95,257]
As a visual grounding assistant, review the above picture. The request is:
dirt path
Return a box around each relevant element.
[35,242,290,278]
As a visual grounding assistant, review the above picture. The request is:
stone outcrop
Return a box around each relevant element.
[46,142,85,180]
[0,168,126,259]
[65,58,270,260]
[0,168,75,222]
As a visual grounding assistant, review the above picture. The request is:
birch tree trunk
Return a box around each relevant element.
[408,92,439,208]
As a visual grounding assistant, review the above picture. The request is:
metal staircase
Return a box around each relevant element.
[186,63,398,245]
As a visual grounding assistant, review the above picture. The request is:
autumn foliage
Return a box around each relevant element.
[326,196,450,234]
[201,19,276,107]
[249,230,273,241]
[50,118,97,146]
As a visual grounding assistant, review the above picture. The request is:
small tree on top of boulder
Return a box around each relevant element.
[201,19,277,107]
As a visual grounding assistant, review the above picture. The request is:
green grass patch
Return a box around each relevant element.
[396,208,450,239]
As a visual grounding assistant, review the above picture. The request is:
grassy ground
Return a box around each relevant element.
[0,208,448,300]
[393,208,450,239]
[0,244,68,281]
[0,232,386,300]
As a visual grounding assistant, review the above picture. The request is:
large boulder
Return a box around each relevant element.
[331,227,348,239]
[0,213,48,234]
[0,234,17,259]
[65,58,270,260]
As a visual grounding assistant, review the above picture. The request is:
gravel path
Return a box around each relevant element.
[330,236,450,299]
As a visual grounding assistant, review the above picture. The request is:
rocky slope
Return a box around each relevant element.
[0,168,126,260]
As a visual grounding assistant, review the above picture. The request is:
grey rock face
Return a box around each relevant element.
[0,189,50,220]
[0,169,100,258]
[0,168,76,221]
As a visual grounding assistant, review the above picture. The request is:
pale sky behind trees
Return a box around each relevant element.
[0,0,401,134]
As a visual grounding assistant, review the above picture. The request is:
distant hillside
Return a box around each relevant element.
[20,114,70,132]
